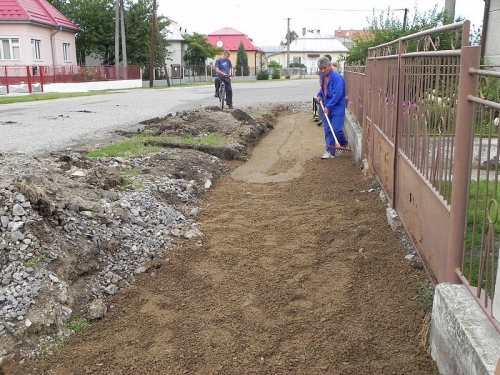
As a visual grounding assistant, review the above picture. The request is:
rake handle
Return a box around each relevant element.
[319,101,341,148]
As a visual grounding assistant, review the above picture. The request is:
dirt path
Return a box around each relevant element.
[14,113,439,375]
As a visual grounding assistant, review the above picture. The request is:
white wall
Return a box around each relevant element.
[164,40,185,77]
[267,51,345,71]
[42,79,143,93]
[485,0,500,66]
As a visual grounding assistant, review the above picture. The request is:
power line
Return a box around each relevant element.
[232,2,408,12]
[316,8,408,12]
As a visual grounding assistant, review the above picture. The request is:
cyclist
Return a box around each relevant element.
[214,50,233,109]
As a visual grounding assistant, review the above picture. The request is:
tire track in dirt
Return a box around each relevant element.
[231,113,320,183]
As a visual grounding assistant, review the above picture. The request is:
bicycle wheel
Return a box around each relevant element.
[219,84,225,110]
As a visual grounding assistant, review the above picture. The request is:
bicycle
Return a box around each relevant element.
[312,96,322,126]
[218,75,229,110]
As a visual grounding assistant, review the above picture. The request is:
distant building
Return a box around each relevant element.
[334,29,369,40]
[164,21,187,78]
[206,27,264,75]
[334,29,369,49]
[265,28,349,73]
[0,0,81,67]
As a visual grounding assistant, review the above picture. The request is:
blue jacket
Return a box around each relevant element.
[317,70,346,116]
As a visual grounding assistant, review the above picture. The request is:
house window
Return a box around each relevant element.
[292,57,301,64]
[0,38,21,60]
[62,43,71,62]
[31,39,42,60]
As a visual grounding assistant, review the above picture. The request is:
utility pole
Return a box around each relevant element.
[119,0,127,73]
[156,16,171,87]
[444,0,456,23]
[149,0,157,87]
[402,8,408,31]
[115,0,119,78]
[286,18,291,69]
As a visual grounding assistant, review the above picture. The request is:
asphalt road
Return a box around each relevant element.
[0,79,319,156]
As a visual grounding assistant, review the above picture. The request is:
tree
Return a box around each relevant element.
[47,0,116,64]
[280,30,298,46]
[47,0,68,12]
[347,6,446,64]
[234,41,250,76]
[182,33,222,66]
[46,0,170,67]
[123,0,169,69]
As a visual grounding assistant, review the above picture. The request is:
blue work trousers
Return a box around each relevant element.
[322,112,348,154]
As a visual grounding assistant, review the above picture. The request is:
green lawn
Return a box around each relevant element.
[0,82,214,105]
[0,91,111,104]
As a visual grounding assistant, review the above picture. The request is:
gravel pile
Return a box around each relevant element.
[0,149,225,360]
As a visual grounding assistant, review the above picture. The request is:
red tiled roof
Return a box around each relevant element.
[207,27,262,51]
[0,0,80,32]
[334,29,369,39]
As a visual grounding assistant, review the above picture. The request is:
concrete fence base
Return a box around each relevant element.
[429,283,500,375]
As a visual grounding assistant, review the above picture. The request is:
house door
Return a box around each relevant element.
[310,61,317,75]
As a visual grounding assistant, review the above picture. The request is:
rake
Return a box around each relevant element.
[319,101,352,154]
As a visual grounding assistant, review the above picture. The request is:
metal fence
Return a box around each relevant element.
[166,65,311,82]
[0,65,141,94]
[345,20,500,332]
[1,64,313,92]
[344,64,365,126]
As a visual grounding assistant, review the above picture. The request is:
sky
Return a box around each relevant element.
[158,0,485,47]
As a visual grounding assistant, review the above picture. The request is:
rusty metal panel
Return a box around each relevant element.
[363,116,372,162]
[345,65,365,127]
[399,54,461,206]
[372,124,395,200]
[396,155,450,282]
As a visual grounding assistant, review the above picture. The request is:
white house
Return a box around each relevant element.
[265,28,349,73]
[164,21,187,79]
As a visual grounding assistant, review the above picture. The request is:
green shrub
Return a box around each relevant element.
[271,69,281,80]
[256,70,270,80]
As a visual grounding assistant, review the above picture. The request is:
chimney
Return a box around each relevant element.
[302,27,306,36]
